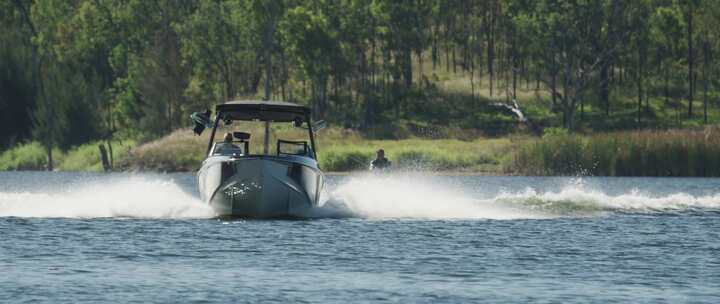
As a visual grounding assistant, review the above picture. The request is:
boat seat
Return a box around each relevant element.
[212,143,244,156]
[234,132,251,141]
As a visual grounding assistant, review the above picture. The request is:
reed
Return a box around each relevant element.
[510,126,720,176]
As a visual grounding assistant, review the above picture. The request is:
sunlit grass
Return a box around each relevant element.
[121,125,516,173]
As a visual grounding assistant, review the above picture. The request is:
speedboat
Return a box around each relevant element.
[192,100,325,218]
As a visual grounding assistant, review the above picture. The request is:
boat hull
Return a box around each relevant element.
[198,156,324,218]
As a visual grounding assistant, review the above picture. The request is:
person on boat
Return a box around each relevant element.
[214,132,242,155]
[370,149,392,170]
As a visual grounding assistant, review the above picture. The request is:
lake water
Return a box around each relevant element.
[1,171,719,303]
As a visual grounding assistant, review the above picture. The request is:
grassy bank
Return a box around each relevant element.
[510,126,720,176]
[117,125,516,173]
[4,125,719,176]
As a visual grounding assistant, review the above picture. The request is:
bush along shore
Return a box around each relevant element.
[0,140,135,172]
[2,126,719,176]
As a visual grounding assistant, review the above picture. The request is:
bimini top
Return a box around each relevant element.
[216,100,310,122]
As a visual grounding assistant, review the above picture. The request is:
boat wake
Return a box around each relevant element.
[309,175,720,220]
[1,173,719,220]
[0,176,214,219]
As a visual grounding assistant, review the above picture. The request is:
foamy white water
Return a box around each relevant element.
[494,187,720,214]
[320,175,541,219]
[1,173,719,219]
[0,177,213,218]
[318,174,720,219]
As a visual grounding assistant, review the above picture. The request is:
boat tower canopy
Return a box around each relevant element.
[216,100,310,122]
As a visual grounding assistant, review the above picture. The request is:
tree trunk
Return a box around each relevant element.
[264,22,275,101]
[445,22,450,73]
[432,24,438,70]
[550,54,557,108]
[664,60,670,104]
[280,49,287,100]
[637,43,646,126]
[487,5,495,97]
[512,56,517,101]
[687,6,694,118]
[452,46,457,74]
[510,26,517,101]
[600,63,610,116]
[417,49,423,86]
[637,64,643,125]
[403,47,412,89]
[703,37,710,124]
[108,141,114,168]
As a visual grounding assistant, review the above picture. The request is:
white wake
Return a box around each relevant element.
[315,174,720,220]
[0,176,213,219]
[2,173,719,220]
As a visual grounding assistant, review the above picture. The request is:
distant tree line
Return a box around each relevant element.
[1,0,719,170]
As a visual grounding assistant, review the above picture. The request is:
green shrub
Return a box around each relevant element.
[58,140,136,171]
[0,142,56,170]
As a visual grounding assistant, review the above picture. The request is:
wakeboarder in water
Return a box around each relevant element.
[370,149,392,171]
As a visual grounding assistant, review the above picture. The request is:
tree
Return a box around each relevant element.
[280,4,337,118]
[532,0,630,130]
[696,0,719,124]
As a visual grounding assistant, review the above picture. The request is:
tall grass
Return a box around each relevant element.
[510,126,720,176]
[120,129,207,171]
[320,138,512,172]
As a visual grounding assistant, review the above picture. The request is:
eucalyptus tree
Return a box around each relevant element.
[629,0,652,124]
[649,3,684,108]
[0,0,35,149]
[177,1,258,108]
[695,0,719,123]
[531,0,631,130]
[682,0,701,118]
[10,0,75,170]
[280,3,337,118]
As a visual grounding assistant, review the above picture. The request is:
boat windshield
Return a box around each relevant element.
[277,140,308,156]
[206,122,316,159]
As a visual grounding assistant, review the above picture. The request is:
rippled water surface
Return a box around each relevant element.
[1,172,719,303]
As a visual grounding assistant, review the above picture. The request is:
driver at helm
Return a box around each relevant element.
[214,132,242,155]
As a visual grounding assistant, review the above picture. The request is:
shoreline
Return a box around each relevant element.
[3,126,720,177]
[1,168,509,176]
[9,169,720,178]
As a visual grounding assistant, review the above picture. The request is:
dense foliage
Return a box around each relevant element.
[1,0,719,170]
